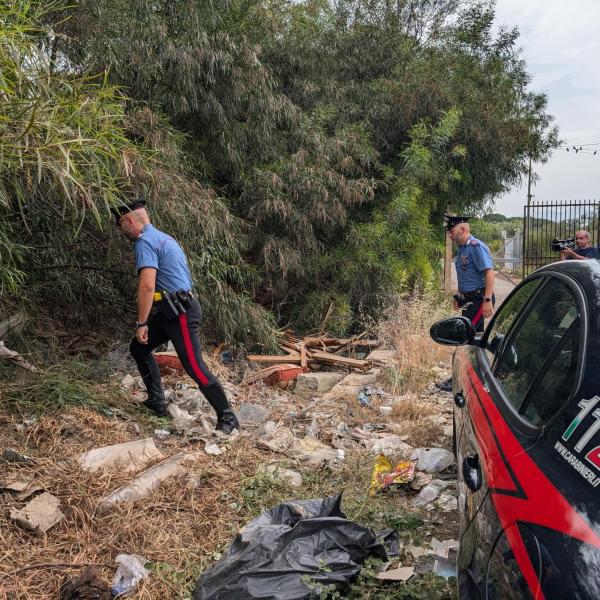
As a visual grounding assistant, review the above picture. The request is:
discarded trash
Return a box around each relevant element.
[220,350,233,363]
[1,474,45,499]
[292,435,345,465]
[376,566,415,582]
[97,451,201,513]
[194,493,397,600]
[415,552,456,579]
[257,421,295,453]
[121,374,136,389]
[154,351,184,372]
[264,364,305,390]
[264,465,303,488]
[1,448,34,464]
[368,435,413,455]
[10,491,65,533]
[410,447,455,474]
[167,404,196,433]
[411,482,444,507]
[306,415,319,438]
[358,390,370,407]
[60,565,111,600]
[111,553,151,597]
[204,442,223,455]
[154,428,171,440]
[78,438,163,473]
[370,454,416,496]
[238,403,269,425]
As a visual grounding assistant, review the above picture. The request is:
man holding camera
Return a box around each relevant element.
[560,230,599,260]
[447,215,495,332]
[114,199,240,435]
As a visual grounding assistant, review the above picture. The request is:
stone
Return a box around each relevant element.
[437,493,458,512]
[121,374,136,389]
[410,447,455,474]
[411,483,442,507]
[78,439,163,473]
[154,429,171,440]
[265,465,303,488]
[239,403,269,425]
[257,421,295,453]
[367,349,396,364]
[368,435,413,455]
[292,436,345,465]
[340,371,380,386]
[295,372,346,394]
[204,442,223,455]
[10,492,64,533]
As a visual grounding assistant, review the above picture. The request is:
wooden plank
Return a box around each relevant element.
[308,350,369,369]
[242,364,294,385]
[279,341,301,354]
[299,342,307,369]
[247,355,318,365]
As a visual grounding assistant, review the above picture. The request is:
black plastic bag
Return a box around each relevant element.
[194,493,398,600]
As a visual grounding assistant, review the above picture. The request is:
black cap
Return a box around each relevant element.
[112,198,146,224]
[444,214,469,231]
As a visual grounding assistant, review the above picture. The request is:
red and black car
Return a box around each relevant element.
[430,259,600,599]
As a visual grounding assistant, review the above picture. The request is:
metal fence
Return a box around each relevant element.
[523,200,600,276]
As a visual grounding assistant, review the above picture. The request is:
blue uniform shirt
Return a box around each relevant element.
[455,235,493,292]
[134,224,193,292]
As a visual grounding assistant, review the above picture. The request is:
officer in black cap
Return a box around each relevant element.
[445,214,495,332]
[113,199,240,435]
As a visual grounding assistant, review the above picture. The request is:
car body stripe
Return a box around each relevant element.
[462,361,600,599]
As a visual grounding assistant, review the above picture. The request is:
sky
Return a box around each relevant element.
[492,0,600,217]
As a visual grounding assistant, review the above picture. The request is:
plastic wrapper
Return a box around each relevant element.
[194,493,397,600]
[370,454,416,495]
[111,554,150,597]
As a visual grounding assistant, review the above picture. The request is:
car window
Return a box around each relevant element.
[494,278,581,422]
[484,278,543,365]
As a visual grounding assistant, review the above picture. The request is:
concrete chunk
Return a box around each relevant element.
[295,372,346,394]
[10,492,64,533]
[78,438,163,473]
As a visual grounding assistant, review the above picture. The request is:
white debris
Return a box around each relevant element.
[78,439,163,473]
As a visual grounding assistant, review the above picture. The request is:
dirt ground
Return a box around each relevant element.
[0,296,458,599]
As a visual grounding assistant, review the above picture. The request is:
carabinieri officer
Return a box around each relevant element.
[446,215,495,332]
[114,198,240,435]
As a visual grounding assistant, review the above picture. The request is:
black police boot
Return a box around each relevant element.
[201,381,240,435]
[143,397,169,417]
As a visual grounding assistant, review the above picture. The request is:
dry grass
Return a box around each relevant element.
[379,289,454,396]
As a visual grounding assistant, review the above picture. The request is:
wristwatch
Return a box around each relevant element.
[483,297,492,302]
[135,321,148,328]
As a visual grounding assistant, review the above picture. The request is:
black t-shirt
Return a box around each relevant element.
[568,246,600,259]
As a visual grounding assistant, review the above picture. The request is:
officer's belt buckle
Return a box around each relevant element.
[153,292,163,302]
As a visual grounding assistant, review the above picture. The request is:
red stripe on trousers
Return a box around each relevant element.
[178,313,209,387]
[471,304,484,326]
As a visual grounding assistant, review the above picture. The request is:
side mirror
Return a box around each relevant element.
[430,316,475,346]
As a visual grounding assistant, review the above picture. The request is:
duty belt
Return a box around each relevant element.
[153,290,195,303]
[456,288,484,300]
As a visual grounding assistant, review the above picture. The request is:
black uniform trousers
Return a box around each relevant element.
[129,297,230,415]
[457,291,495,333]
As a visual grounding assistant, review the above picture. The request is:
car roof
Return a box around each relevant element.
[535,259,600,306]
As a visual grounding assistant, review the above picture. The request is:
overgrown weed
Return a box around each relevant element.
[379,289,454,396]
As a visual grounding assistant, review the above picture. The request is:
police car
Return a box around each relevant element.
[429,259,600,599]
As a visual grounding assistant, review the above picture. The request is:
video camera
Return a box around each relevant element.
[551,237,575,252]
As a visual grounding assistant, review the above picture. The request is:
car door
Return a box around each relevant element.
[454,277,545,598]
[471,274,590,599]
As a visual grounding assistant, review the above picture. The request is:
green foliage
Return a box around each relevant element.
[0,0,559,350]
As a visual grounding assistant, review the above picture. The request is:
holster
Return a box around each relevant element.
[159,290,190,319]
